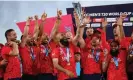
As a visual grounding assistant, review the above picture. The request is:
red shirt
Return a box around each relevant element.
[49,40,59,50]
[80,38,91,69]
[97,28,110,52]
[83,47,104,74]
[1,46,21,80]
[31,46,41,74]
[126,37,133,72]
[19,46,38,75]
[107,49,128,80]
[49,40,59,75]
[69,42,80,53]
[51,47,77,80]
[120,38,129,50]
[39,45,53,74]
[0,45,4,78]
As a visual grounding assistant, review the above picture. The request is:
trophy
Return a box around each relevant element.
[72,2,83,25]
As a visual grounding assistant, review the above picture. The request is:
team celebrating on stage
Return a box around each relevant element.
[0,9,133,80]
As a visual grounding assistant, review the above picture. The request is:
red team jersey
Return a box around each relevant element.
[80,38,91,69]
[51,45,77,80]
[83,47,104,74]
[39,45,53,74]
[1,46,21,80]
[107,38,128,80]
[107,49,128,80]
[48,40,59,75]
[19,46,39,75]
[0,44,4,78]
[81,29,108,73]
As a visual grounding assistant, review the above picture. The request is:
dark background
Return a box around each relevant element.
[66,3,133,40]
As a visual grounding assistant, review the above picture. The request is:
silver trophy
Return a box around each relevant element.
[72,2,83,25]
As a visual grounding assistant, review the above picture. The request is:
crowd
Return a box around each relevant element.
[0,9,133,80]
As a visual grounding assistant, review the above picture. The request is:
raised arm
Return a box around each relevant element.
[33,15,40,40]
[50,9,62,41]
[102,18,108,33]
[20,17,31,47]
[73,10,91,48]
[117,13,126,39]
[38,13,47,38]
[73,11,81,46]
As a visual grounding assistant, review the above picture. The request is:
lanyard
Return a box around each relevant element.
[60,47,70,63]
[113,57,118,69]
[44,39,51,56]
[29,47,35,61]
[91,49,100,63]
[44,46,49,56]
[129,43,133,55]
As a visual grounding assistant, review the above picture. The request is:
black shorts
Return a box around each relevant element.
[0,78,3,80]
[53,75,57,80]
[65,77,80,80]
[127,72,133,80]
[22,74,37,80]
[80,68,83,80]
[8,78,21,80]
[82,73,101,80]
[37,73,54,80]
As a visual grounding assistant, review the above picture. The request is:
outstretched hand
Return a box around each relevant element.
[41,12,47,21]
[102,18,108,27]
[34,15,39,21]
[117,13,127,26]
[57,9,62,19]
[26,17,32,26]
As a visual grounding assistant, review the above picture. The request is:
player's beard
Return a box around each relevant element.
[60,38,69,47]
[41,40,48,45]
[110,49,119,57]
[27,41,36,46]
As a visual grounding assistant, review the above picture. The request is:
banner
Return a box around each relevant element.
[67,3,133,40]
[16,14,74,36]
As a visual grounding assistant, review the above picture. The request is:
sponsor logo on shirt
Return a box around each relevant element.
[91,23,101,27]
[107,18,116,22]
[123,22,133,26]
